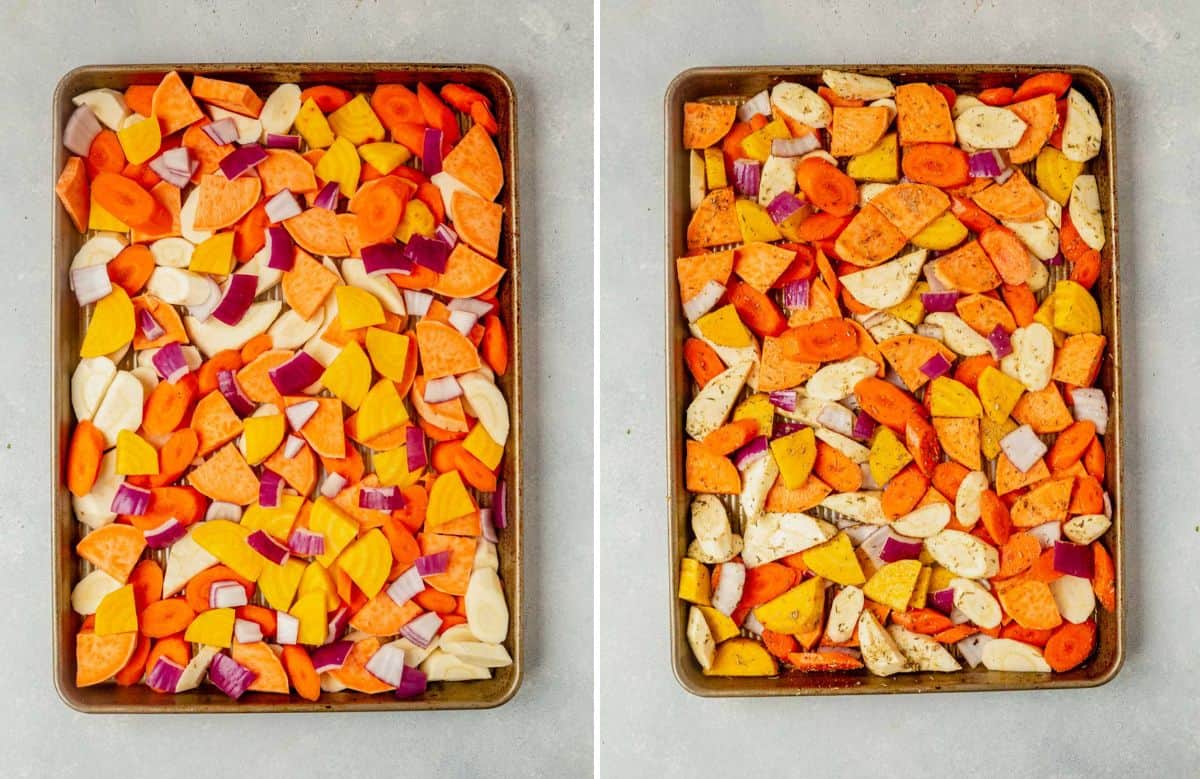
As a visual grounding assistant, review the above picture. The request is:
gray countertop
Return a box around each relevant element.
[597,1,1199,776]
[0,1,592,776]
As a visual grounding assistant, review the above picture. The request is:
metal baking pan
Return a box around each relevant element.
[665,65,1122,696]
[51,63,522,712]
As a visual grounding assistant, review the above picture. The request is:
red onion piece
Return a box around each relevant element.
[930,587,955,614]
[137,307,165,340]
[147,152,191,188]
[283,399,319,431]
[1000,424,1047,473]
[258,469,283,509]
[766,191,805,224]
[265,188,301,223]
[147,656,186,693]
[362,241,414,275]
[424,376,462,403]
[287,527,326,556]
[386,566,425,606]
[202,118,239,146]
[1053,540,1094,578]
[312,181,340,210]
[1046,252,1065,266]
[732,436,769,470]
[110,482,151,515]
[64,105,102,156]
[1070,388,1108,434]
[817,403,855,437]
[448,309,479,336]
[144,519,187,550]
[210,581,248,609]
[781,278,810,309]
[923,261,948,292]
[358,486,407,511]
[320,472,347,499]
[422,127,443,175]
[403,289,433,317]
[247,528,290,565]
[72,264,114,307]
[234,618,263,644]
[414,551,450,577]
[682,279,725,323]
[406,425,428,472]
[217,370,256,417]
[1028,521,1063,550]
[481,507,498,543]
[326,605,350,640]
[879,534,924,563]
[920,353,952,380]
[968,150,1004,178]
[711,561,746,615]
[399,611,442,649]
[208,652,256,699]
[957,633,994,668]
[851,411,878,442]
[732,158,762,197]
[771,134,821,157]
[394,665,428,699]
[772,420,805,439]
[205,501,242,522]
[265,133,302,150]
[270,354,324,397]
[921,291,960,313]
[311,641,354,674]
[494,480,508,529]
[365,643,408,687]
[283,434,304,459]
[768,390,797,412]
[211,274,258,326]
[738,90,770,122]
[435,223,459,248]
[988,325,1013,357]
[403,234,451,273]
[152,341,190,383]
[218,144,268,180]
[447,297,493,316]
[275,612,300,645]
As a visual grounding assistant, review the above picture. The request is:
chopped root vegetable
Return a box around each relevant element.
[57,73,515,702]
[674,70,1113,681]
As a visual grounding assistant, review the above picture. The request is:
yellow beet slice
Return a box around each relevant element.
[321,340,372,411]
[288,591,327,646]
[355,379,408,442]
[697,605,740,643]
[308,497,358,568]
[978,366,1026,422]
[732,393,775,438]
[704,637,778,676]
[364,328,410,382]
[358,142,411,175]
[426,471,477,529]
[770,427,817,489]
[869,426,912,485]
[240,494,304,541]
[94,584,137,635]
[846,132,899,182]
[463,423,503,470]
[373,445,424,488]
[189,231,235,275]
[80,286,135,358]
[116,115,161,164]
[242,413,285,466]
[327,95,386,146]
[191,519,264,582]
[678,557,711,606]
[294,98,334,149]
[695,304,752,348]
[115,429,159,476]
[257,556,306,611]
[298,560,339,611]
[335,285,385,331]
[802,532,866,586]
[315,136,361,198]
[735,198,781,243]
[335,528,392,598]
[928,376,983,418]
[184,607,235,648]
[754,576,825,634]
[863,559,923,610]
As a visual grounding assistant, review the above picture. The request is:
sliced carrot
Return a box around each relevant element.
[281,645,321,701]
[197,350,243,395]
[882,463,928,519]
[728,280,786,337]
[1012,72,1073,102]
[146,635,191,672]
[302,85,352,112]
[417,82,461,149]
[795,157,857,217]
[854,376,925,433]
[115,633,153,686]
[1001,623,1054,647]
[140,598,196,638]
[1002,282,1039,327]
[143,373,199,437]
[184,565,253,614]
[1043,620,1096,672]
[980,489,1013,546]
[86,129,126,179]
[786,650,864,672]
[814,441,863,492]
[1092,542,1116,611]
[349,175,413,245]
[979,225,1031,286]
[91,172,159,228]
[780,318,860,363]
[701,419,760,456]
[124,84,157,117]
[66,420,106,497]
[145,430,199,489]
[891,608,953,635]
[55,156,91,232]
[124,486,207,531]
[128,559,164,613]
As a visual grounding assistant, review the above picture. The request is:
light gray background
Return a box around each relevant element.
[598,1,1199,776]
[0,1,592,777]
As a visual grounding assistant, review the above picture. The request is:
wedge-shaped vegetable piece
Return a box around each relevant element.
[71,357,118,422]
[93,584,137,636]
[741,511,836,568]
[872,185,948,239]
[754,576,825,634]
[846,132,899,182]
[770,82,832,128]
[288,590,328,646]
[80,287,135,358]
[241,494,304,541]
[686,605,716,671]
[115,429,158,476]
[951,577,1002,628]
[998,578,1062,630]
[185,300,282,358]
[830,106,891,157]
[335,285,385,331]
[1006,323,1055,391]
[834,204,908,267]
[184,606,235,648]
[978,365,1026,422]
[1061,88,1102,162]
[696,606,740,645]
[414,319,483,380]
[327,94,385,145]
[75,631,139,687]
[1036,146,1084,205]
[427,470,477,530]
[298,560,338,611]
[824,585,865,643]
[191,519,263,582]
[686,186,741,249]
[341,258,406,316]
[442,123,504,201]
[701,637,776,677]
[242,413,285,466]
[802,532,866,585]
[820,491,886,525]
[354,379,408,443]
[927,376,983,418]
[889,624,961,671]
[892,503,951,539]
[294,97,334,148]
[465,567,509,644]
[463,422,504,471]
[1068,174,1105,251]
[257,557,306,611]
[769,427,816,489]
[72,569,123,616]
[806,356,879,401]
[685,359,752,440]
[925,530,999,578]
[1050,575,1096,624]
[308,497,358,568]
[982,637,1052,672]
[315,136,361,198]
[912,211,968,251]
[678,557,711,605]
[458,371,509,446]
[77,523,146,584]
[189,232,234,275]
[954,105,1027,149]
[364,327,410,382]
[336,528,392,599]
[868,426,911,485]
[858,609,912,676]
[116,114,162,164]
[1064,513,1111,545]
[863,559,922,610]
[738,453,777,519]
[162,530,219,597]
[954,470,989,529]
[1011,477,1073,527]
[815,428,870,464]
[1004,217,1060,261]
[320,341,371,411]
[189,443,259,506]
[419,649,490,682]
[690,493,736,560]
[839,248,925,310]
[823,69,895,100]
[973,170,1046,223]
